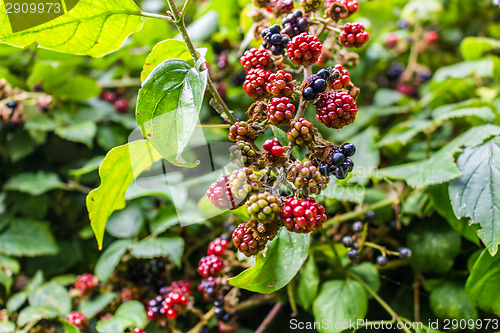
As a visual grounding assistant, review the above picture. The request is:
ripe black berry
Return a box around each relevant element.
[200,327,210,333]
[365,210,376,223]
[262,25,289,56]
[347,249,359,260]
[353,221,364,232]
[214,299,224,307]
[332,153,345,166]
[387,63,404,80]
[376,255,388,266]
[281,10,308,38]
[302,86,316,100]
[313,78,327,92]
[341,143,356,156]
[342,236,354,248]
[400,248,412,259]
[214,306,225,320]
[317,69,330,80]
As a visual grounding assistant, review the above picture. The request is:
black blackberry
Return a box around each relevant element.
[400,248,412,259]
[231,70,247,86]
[200,327,210,333]
[418,72,432,82]
[322,144,356,180]
[262,24,289,56]
[347,249,359,260]
[376,255,388,266]
[353,221,364,232]
[222,311,237,323]
[281,10,308,38]
[342,236,354,248]
[364,210,375,223]
[302,73,328,100]
[214,306,225,320]
[127,259,166,291]
[387,63,404,80]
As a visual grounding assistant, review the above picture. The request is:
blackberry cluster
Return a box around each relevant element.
[262,24,290,56]
[74,273,97,294]
[262,138,284,156]
[315,91,357,129]
[281,197,327,233]
[198,276,220,300]
[198,255,224,278]
[162,291,189,319]
[243,68,272,100]
[208,237,230,256]
[267,97,295,125]
[266,70,295,97]
[387,63,404,80]
[302,69,329,100]
[281,10,308,38]
[331,64,351,89]
[127,259,166,291]
[324,0,359,20]
[287,118,314,146]
[228,121,258,142]
[240,48,274,72]
[319,143,356,180]
[232,219,280,256]
[229,141,258,167]
[246,191,281,222]
[214,298,239,332]
[300,0,323,12]
[288,160,330,196]
[273,0,295,14]
[287,33,323,66]
[66,312,88,331]
[147,295,166,320]
[339,22,370,48]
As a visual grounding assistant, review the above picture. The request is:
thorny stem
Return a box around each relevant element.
[148,1,237,125]
[255,302,283,333]
[348,272,413,333]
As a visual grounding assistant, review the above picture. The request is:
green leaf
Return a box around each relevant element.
[449,138,500,255]
[135,59,208,167]
[106,203,144,239]
[312,280,368,333]
[7,291,28,313]
[0,268,13,294]
[69,155,105,178]
[86,141,162,249]
[60,319,80,333]
[433,58,497,82]
[378,124,500,188]
[149,205,179,236]
[432,101,496,124]
[17,305,59,327]
[466,250,500,316]
[78,292,117,318]
[407,219,461,273]
[54,121,97,147]
[348,263,380,295]
[0,0,144,57]
[95,240,132,282]
[297,253,319,310]
[0,254,20,274]
[430,282,477,321]
[128,237,184,267]
[349,127,380,184]
[141,39,192,82]
[428,184,479,245]
[29,283,71,315]
[114,301,147,328]
[0,321,16,333]
[0,218,58,257]
[378,120,431,148]
[4,171,65,196]
[6,129,35,162]
[460,37,500,61]
[96,318,129,333]
[271,125,300,160]
[228,229,310,293]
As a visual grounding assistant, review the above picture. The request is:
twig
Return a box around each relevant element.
[255,302,283,333]
[187,307,215,333]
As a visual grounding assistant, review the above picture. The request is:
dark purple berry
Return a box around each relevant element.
[341,159,354,172]
[319,163,329,176]
[353,221,364,232]
[347,249,359,260]
[400,248,412,259]
[376,255,388,266]
[302,86,316,100]
[332,153,345,166]
[317,69,330,80]
[365,210,376,223]
[6,101,17,109]
[342,236,354,248]
[214,307,225,319]
[313,78,327,93]
[270,24,281,34]
[341,143,356,156]
[271,34,283,44]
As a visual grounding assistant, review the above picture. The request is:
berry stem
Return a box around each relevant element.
[180,0,193,19]
[323,197,398,229]
[187,307,215,333]
[363,242,399,257]
[163,0,237,125]
[348,272,413,333]
[140,11,173,21]
[255,302,283,333]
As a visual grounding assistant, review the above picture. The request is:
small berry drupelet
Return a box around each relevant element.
[243,68,272,100]
[282,197,327,233]
[399,248,412,259]
[347,249,359,260]
[281,10,308,38]
[114,98,129,113]
[263,138,285,157]
[339,22,370,48]
[240,48,274,73]
[331,64,351,90]
[229,141,257,167]
[208,237,230,256]
[267,97,295,125]
[287,33,323,66]
[228,121,258,142]
[342,235,354,248]
[266,70,295,97]
[66,311,89,331]
[302,73,328,101]
[315,91,358,129]
[288,160,330,196]
[365,210,376,223]
[198,255,224,278]
[352,221,364,232]
[246,191,281,222]
[300,0,323,13]
[74,273,97,293]
[376,255,388,266]
[287,118,314,146]
[232,222,268,256]
[262,24,290,56]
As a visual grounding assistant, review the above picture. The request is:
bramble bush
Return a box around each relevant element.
[0,0,499,332]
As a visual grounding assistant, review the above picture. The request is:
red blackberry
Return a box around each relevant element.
[206,175,234,210]
[229,141,258,167]
[287,160,330,196]
[114,98,129,113]
[385,33,398,48]
[102,91,117,103]
[170,280,192,295]
[424,31,439,44]
[281,197,327,233]
[330,64,351,90]
[243,68,272,100]
[266,70,295,97]
[324,0,359,19]
[281,10,308,38]
[397,84,417,97]
[146,295,165,320]
[208,237,230,256]
[339,22,370,48]
[198,255,224,278]
[315,91,357,129]
[240,48,274,73]
[300,0,323,12]
[162,291,189,319]
[287,118,314,146]
[262,24,290,56]
[246,191,281,222]
[74,273,97,293]
[262,138,284,157]
[228,121,258,142]
[273,0,294,14]
[198,277,220,301]
[267,97,295,125]
[66,312,88,331]
[287,33,322,66]
[232,220,279,257]
[133,329,146,333]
